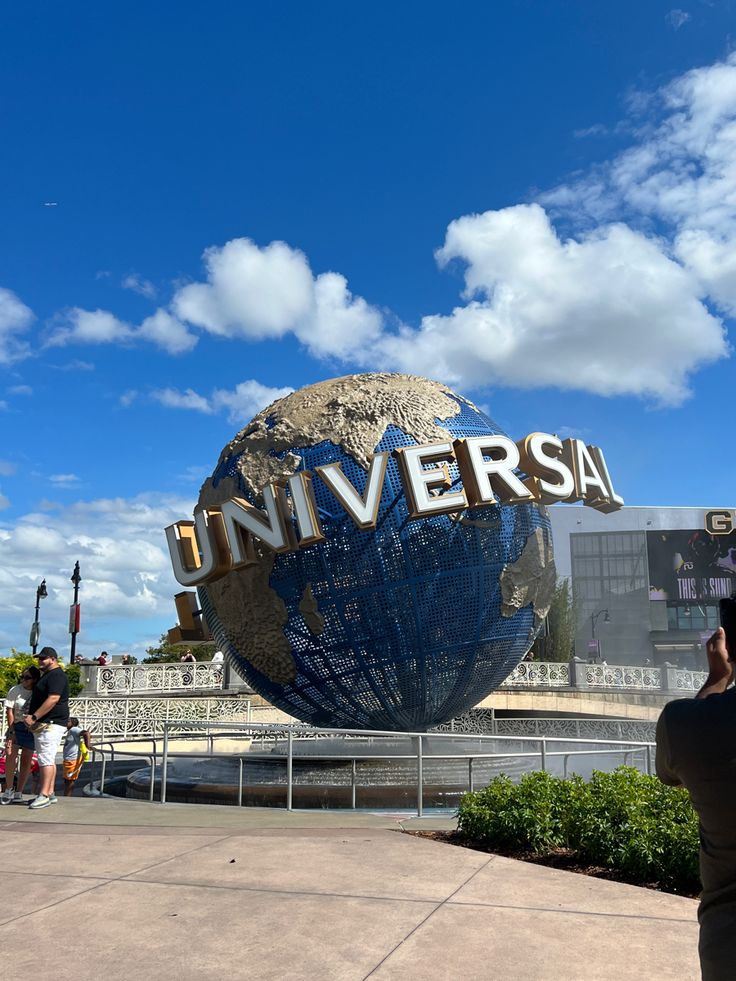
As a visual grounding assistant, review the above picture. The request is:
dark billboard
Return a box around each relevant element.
[647,529,736,603]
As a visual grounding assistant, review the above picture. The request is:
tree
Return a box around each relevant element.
[544,580,579,663]
[0,649,83,698]
[143,635,215,664]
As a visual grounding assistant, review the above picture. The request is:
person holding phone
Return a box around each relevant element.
[656,618,736,981]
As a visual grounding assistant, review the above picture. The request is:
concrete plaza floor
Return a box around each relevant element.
[0,796,699,980]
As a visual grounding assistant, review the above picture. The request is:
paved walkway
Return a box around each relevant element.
[0,797,699,980]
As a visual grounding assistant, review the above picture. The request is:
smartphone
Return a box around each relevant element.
[719,595,736,658]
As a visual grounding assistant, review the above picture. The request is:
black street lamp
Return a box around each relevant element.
[591,608,611,640]
[69,561,82,665]
[30,579,48,655]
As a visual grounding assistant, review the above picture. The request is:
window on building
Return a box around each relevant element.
[666,604,719,631]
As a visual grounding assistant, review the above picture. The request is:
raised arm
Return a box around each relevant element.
[696,627,733,700]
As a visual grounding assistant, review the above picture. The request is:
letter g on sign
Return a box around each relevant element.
[705,510,734,535]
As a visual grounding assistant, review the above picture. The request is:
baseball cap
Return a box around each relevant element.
[36,646,59,660]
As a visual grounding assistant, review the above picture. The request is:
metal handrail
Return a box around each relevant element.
[85,721,655,817]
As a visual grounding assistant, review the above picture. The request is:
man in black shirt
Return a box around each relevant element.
[23,646,69,809]
[656,626,736,980]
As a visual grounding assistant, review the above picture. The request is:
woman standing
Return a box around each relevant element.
[1,665,41,804]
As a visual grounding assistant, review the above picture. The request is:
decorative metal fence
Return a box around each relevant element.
[582,664,662,690]
[69,695,258,737]
[80,659,707,697]
[88,721,656,816]
[502,661,570,687]
[506,661,706,693]
[86,662,225,695]
[434,709,656,742]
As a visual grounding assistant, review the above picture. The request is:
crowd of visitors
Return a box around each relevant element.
[1,646,91,808]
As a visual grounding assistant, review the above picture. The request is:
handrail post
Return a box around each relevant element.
[238,758,244,807]
[468,757,474,793]
[646,744,653,776]
[161,724,169,803]
[351,758,357,809]
[286,729,293,811]
[100,752,106,795]
[540,737,547,772]
[148,754,155,801]
[415,735,423,817]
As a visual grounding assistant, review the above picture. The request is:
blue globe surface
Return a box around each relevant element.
[198,374,554,731]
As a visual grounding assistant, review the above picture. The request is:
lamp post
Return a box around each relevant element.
[69,561,81,665]
[589,608,610,662]
[590,608,611,639]
[30,579,48,655]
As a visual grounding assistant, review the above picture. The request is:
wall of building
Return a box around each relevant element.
[548,505,732,668]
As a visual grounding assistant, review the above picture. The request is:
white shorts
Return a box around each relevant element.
[34,724,66,766]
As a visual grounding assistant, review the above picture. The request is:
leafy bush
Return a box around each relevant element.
[0,651,37,698]
[1,650,84,698]
[457,767,700,892]
[64,663,84,697]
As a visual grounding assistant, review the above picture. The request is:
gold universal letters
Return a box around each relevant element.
[165,433,624,586]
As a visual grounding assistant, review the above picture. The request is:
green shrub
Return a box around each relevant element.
[64,663,84,697]
[0,651,37,698]
[0,651,84,698]
[458,766,700,893]
[458,771,581,853]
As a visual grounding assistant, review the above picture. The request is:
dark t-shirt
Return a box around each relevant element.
[657,690,736,979]
[28,666,70,725]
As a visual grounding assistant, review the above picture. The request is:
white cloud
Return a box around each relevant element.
[179,464,209,483]
[307,272,383,358]
[211,380,294,423]
[372,204,726,405]
[122,273,157,299]
[666,9,690,30]
[47,308,134,347]
[52,359,95,372]
[152,387,213,413]
[8,384,32,396]
[173,239,313,338]
[0,461,17,477]
[0,287,34,364]
[138,310,197,355]
[171,237,384,358]
[119,389,138,407]
[543,54,736,316]
[151,379,293,423]
[574,124,608,139]
[49,473,81,486]
[31,54,736,407]
[0,494,9,510]
[0,492,192,656]
[47,307,196,356]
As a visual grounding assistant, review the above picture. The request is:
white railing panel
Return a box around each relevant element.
[91,662,225,695]
[502,661,570,687]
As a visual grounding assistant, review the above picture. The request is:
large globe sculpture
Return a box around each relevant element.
[198,373,555,730]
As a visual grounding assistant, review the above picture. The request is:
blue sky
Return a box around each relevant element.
[1,1,735,658]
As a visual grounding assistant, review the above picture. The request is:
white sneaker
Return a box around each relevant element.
[48,794,58,804]
[28,794,51,809]
[12,791,23,802]
[0,789,13,805]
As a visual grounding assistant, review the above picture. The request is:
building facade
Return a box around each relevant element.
[549,506,736,668]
